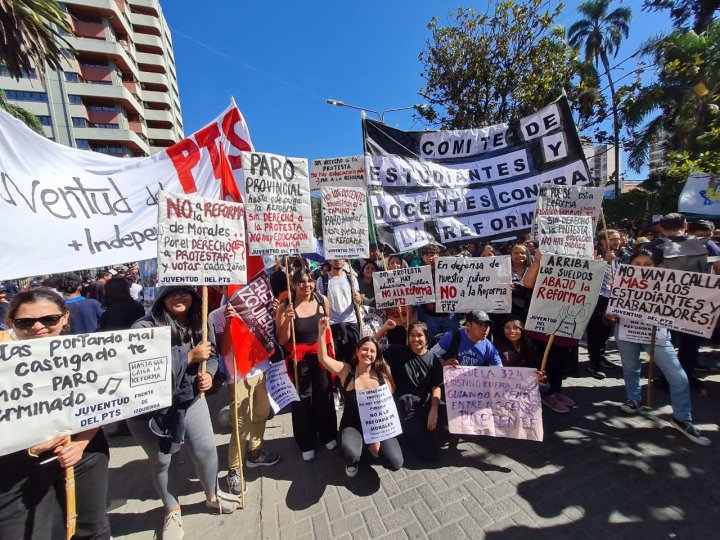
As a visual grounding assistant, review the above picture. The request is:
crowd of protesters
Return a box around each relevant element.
[2,213,719,539]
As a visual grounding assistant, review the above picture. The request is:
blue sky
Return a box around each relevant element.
[164,0,671,179]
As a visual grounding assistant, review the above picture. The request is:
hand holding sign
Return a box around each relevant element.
[188,342,212,365]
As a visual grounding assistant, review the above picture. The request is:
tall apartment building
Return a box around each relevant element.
[648,128,667,176]
[582,143,622,197]
[0,0,182,157]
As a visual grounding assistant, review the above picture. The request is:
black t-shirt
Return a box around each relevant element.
[384,344,442,399]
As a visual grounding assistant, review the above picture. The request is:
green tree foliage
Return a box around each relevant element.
[643,0,719,32]
[417,0,579,128]
[0,0,71,80]
[568,0,632,197]
[0,87,43,133]
[623,23,720,171]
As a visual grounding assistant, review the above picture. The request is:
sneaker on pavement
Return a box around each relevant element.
[226,469,247,496]
[345,463,359,478]
[554,393,575,407]
[325,440,338,451]
[246,449,280,468]
[541,395,570,413]
[159,509,183,540]
[620,399,642,414]
[302,450,316,462]
[206,491,239,514]
[670,418,712,447]
[599,358,618,369]
[589,366,606,380]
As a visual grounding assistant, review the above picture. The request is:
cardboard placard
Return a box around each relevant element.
[434,256,512,313]
[356,384,402,444]
[536,215,594,258]
[320,187,369,259]
[373,266,435,309]
[266,362,300,413]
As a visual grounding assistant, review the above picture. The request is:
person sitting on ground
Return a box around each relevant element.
[607,251,711,447]
[430,310,502,368]
[374,320,442,461]
[317,316,403,476]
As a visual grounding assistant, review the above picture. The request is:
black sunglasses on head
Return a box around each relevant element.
[12,314,64,330]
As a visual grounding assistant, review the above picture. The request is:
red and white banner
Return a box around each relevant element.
[0,101,252,280]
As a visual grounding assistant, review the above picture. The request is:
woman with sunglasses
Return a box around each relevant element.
[127,286,238,540]
[1,289,111,539]
[274,268,337,461]
[317,316,403,477]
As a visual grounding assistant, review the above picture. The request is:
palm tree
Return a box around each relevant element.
[568,0,632,197]
[0,0,72,80]
[0,87,43,133]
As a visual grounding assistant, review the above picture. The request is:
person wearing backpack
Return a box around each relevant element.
[650,213,720,388]
[430,310,502,368]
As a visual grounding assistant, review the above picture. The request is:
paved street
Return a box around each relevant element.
[108,342,720,539]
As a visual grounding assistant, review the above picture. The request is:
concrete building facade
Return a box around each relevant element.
[582,143,622,198]
[0,0,182,157]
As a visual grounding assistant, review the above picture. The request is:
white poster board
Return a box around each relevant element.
[373,266,435,309]
[531,184,604,239]
[434,256,512,313]
[157,192,247,285]
[608,264,720,338]
[525,253,605,339]
[356,385,402,444]
[310,156,366,189]
[265,362,300,413]
[617,318,668,346]
[241,152,313,255]
[320,187,369,259]
[0,327,172,456]
[536,215,594,258]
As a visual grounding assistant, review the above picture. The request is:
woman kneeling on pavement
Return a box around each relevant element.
[609,252,711,446]
[317,317,404,476]
[0,289,111,540]
[128,286,239,540]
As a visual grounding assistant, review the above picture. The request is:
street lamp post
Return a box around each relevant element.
[326,99,424,123]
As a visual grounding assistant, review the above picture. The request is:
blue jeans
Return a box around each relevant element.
[416,306,459,340]
[615,330,692,421]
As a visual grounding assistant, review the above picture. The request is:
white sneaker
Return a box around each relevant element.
[159,509,183,540]
[302,450,316,461]
[206,491,239,514]
[325,440,338,451]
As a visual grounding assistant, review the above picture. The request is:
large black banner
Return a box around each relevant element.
[362,96,592,252]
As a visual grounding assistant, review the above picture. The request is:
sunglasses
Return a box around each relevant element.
[12,314,64,330]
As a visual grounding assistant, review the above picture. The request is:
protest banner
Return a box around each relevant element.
[310,156,366,189]
[0,327,172,456]
[678,171,720,216]
[434,256,512,313]
[0,101,253,281]
[536,215,594,258]
[373,266,435,310]
[241,152,313,256]
[356,385,402,444]
[444,366,543,441]
[607,264,720,338]
[265,361,300,413]
[617,318,668,345]
[525,253,605,339]
[320,187,369,259]
[363,97,592,251]
[530,184,604,239]
[157,192,247,286]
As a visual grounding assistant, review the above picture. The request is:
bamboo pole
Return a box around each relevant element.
[539,334,556,374]
[232,361,245,509]
[64,436,76,540]
[200,286,209,399]
[285,256,300,393]
[646,326,657,408]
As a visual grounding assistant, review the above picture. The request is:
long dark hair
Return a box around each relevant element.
[495,318,537,369]
[103,277,135,307]
[351,336,395,393]
[7,288,67,322]
[290,268,318,305]
[153,288,203,346]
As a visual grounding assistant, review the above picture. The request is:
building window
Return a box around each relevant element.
[87,105,116,112]
[65,72,80,82]
[0,67,37,78]
[88,80,112,85]
[4,90,47,102]
[72,117,89,127]
[76,139,91,149]
[68,95,83,105]
[36,116,53,126]
[94,123,120,129]
[92,145,126,155]
[80,61,108,69]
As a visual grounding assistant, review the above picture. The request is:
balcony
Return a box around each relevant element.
[138,70,168,89]
[73,20,106,40]
[64,0,133,37]
[65,36,139,80]
[134,32,163,53]
[64,81,142,113]
[128,0,160,17]
[73,125,149,153]
[147,127,176,142]
[130,12,161,35]
[136,51,167,72]
[145,108,173,124]
[142,89,170,107]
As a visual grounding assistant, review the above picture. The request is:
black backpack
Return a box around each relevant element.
[430,328,462,360]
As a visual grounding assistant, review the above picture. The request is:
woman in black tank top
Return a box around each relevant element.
[274,269,338,462]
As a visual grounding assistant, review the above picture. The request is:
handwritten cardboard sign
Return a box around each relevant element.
[356,384,402,444]
[373,266,435,309]
[444,366,543,441]
[266,362,300,413]
[157,192,247,285]
[536,215,594,258]
[310,155,366,189]
[321,187,369,259]
[0,327,172,456]
[531,184,604,239]
[608,264,720,338]
[434,256,512,313]
[617,318,668,345]
[525,253,605,339]
[241,151,313,255]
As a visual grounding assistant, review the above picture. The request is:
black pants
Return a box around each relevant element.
[532,339,573,395]
[586,296,612,368]
[340,427,403,471]
[675,332,702,381]
[397,396,440,462]
[290,354,338,452]
[330,323,360,364]
[0,444,110,540]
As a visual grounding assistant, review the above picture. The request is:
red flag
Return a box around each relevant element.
[219,145,271,377]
